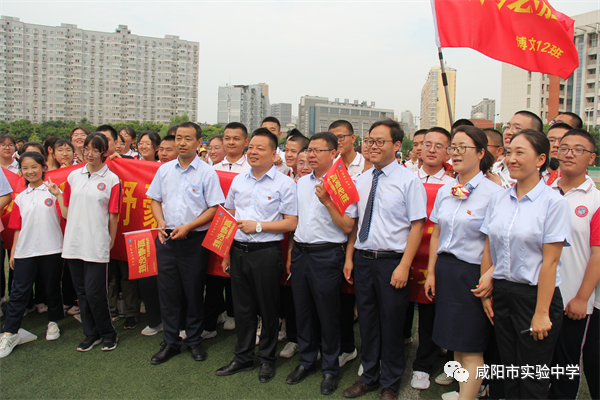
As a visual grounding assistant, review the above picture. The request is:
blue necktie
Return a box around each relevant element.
[359,168,384,243]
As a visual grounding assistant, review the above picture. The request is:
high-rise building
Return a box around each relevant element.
[298,96,394,137]
[400,110,416,134]
[0,16,199,124]
[500,10,599,126]
[420,66,457,131]
[217,83,270,132]
[470,98,496,122]
[270,103,292,126]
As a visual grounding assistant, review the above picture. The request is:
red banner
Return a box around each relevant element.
[432,0,578,79]
[323,158,359,215]
[409,183,444,304]
[124,229,158,279]
[202,205,238,259]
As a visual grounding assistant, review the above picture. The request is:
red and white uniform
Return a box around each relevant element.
[416,166,454,185]
[8,184,63,258]
[62,164,121,263]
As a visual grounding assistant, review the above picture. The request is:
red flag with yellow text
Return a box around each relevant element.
[432,0,578,79]
[124,229,158,279]
[202,205,238,259]
[323,158,359,215]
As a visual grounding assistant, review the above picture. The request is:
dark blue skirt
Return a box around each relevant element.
[432,252,491,353]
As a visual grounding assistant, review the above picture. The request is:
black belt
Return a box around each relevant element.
[164,229,204,239]
[358,250,403,259]
[233,241,279,253]
[295,242,343,253]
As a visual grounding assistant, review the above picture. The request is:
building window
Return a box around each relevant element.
[589,33,598,48]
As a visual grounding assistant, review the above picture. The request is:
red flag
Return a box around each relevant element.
[323,158,359,215]
[202,205,238,259]
[432,0,578,79]
[124,229,158,279]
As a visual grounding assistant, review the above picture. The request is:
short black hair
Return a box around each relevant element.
[119,127,137,141]
[262,117,281,131]
[161,134,176,143]
[224,122,248,138]
[328,120,354,135]
[250,128,278,150]
[451,119,474,132]
[96,124,118,141]
[310,132,339,151]
[558,112,583,129]
[18,141,46,157]
[511,129,550,173]
[177,122,202,140]
[412,129,427,140]
[368,119,404,144]
[483,128,503,146]
[85,132,109,162]
[286,128,303,138]
[167,125,179,136]
[548,122,573,133]
[515,110,544,132]
[560,128,596,151]
[425,127,452,146]
[287,131,309,149]
[18,151,47,185]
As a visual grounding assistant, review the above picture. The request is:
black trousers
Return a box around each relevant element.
[583,307,599,400]
[354,252,409,392]
[340,292,356,354]
[230,244,282,365]
[204,275,234,331]
[413,303,439,374]
[138,275,162,328]
[68,259,116,339]
[291,246,344,375]
[493,279,563,400]
[108,258,139,319]
[155,232,208,348]
[404,301,415,339]
[3,254,64,333]
[549,314,590,399]
[280,285,298,343]
[61,259,77,307]
[484,328,506,399]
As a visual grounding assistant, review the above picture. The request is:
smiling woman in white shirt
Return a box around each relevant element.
[480,129,571,400]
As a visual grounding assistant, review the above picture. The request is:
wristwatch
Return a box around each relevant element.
[256,221,262,233]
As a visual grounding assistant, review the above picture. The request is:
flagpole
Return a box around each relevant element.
[437,47,454,126]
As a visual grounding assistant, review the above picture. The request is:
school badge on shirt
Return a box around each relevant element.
[575,206,588,218]
[45,198,53,207]
[97,183,106,191]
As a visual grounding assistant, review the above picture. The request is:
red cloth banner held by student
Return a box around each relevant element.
[432,0,578,79]
[124,229,158,279]
[323,158,359,215]
[202,205,238,259]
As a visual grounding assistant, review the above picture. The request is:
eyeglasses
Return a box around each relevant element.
[363,139,394,147]
[207,146,222,151]
[72,133,87,138]
[335,133,353,142]
[447,146,477,155]
[503,123,523,133]
[0,144,15,149]
[557,146,594,157]
[423,142,446,152]
[137,141,153,148]
[305,148,333,155]
[54,147,73,154]
[83,148,101,156]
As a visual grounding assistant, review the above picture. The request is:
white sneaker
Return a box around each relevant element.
[411,371,431,390]
[278,318,287,342]
[179,330,187,340]
[338,348,358,367]
[36,303,48,313]
[0,333,21,358]
[141,323,163,336]
[223,317,235,330]
[46,322,60,341]
[217,313,226,325]
[435,372,456,385]
[201,330,217,339]
[441,391,460,400]
[358,363,364,376]
[279,342,299,358]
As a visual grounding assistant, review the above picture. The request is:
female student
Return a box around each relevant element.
[480,129,571,399]
[47,133,121,352]
[136,131,161,162]
[70,126,90,165]
[52,139,75,169]
[118,127,138,157]
[0,152,64,358]
[424,126,500,399]
[208,135,226,166]
[0,134,19,173]
[44,137,61,171]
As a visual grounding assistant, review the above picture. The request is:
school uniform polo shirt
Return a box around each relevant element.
[417,166,455,185]
[8,184,63,259]
[552,176,600,314]
[213,155,251,173]
[62,164,121,263]
[347,153,365,180]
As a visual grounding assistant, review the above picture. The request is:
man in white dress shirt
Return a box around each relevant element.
[213,122,251,173]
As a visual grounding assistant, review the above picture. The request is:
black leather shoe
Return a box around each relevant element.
[189,344,207,361]
[215,360,255,376]
[150,343,180,365]
[321,373,339,395]
[286,365,315,385]
[258,363,275,383]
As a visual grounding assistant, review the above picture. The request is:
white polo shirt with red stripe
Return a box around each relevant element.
[552,176,600,314]
[8,184,63,259]
[62,164,121,263]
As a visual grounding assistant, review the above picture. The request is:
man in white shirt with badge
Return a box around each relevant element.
[213,122,251,173]
[417,127,454,185]
[329,120,364,179]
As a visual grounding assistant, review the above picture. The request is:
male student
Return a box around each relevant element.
[213,122,250,173]
[262,117,291,175]
[409,129,427,172]
[544,122,573,184]
[158,135,178,164]
[553,112,583,129]
[215,128,297,383]
[329,120,365,179]
[146,122,225,365]
[482,129,505,162]
[284,131,309,180]
[417,127,454,185]
[342,119,426,400]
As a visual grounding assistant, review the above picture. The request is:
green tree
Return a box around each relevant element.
[201,124,224,141]
[401,137,413,159]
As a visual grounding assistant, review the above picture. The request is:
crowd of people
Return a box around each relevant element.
[0,112,598,400]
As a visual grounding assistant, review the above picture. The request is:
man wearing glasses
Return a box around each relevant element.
[329,120,364,179]
[416,127,454,185]
[343,119,426,400]
[544,122,573,185]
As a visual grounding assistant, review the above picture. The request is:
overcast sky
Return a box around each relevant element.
[2,0,599,125]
